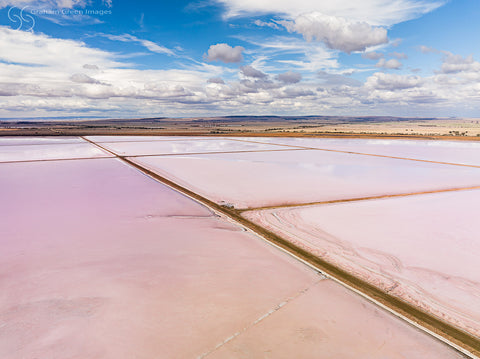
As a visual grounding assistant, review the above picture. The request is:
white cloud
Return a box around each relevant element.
[376,58,402,69]
[391,51,408,59]
[317,70,362,87]
[362,51,384,60]
[70,73,102,84]
[102,34,175,56]
[206,43,244,63]
[279,86,315,98]
[281,13,388,53]
[0,26,213,105]
[418,45,437,53]
[217,1,444,57]
[390,38,402,47]
[2,27,480,119]
[215,0,444,26]
[207,77,225,84]
[240,65,267,78]
[83,64,99,70]
[276,71,302,83]
[365,72,422,90]
[253,19,280,29]
[235,35,339,73]
[0,27,118,69]
[439,53,480,74]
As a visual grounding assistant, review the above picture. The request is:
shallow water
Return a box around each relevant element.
[130,149,480,209]
[86,135,224,143]
[0,136,85,146]
[0,142,112,162]
[0,153,464,358]
[96,138,292,156]
[231,137,480,166]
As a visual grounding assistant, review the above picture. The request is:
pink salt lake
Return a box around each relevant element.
[0,137,112,162]
[0,141,466,358]
[129,149,480,209]
[230,137,480,167]
[91,138,293,157]
[86,135,220,143]
[95,136,480,343]
[244,190,480,339]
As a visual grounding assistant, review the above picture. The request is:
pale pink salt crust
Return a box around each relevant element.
[244,190,480,338]
[86,135,225,143]
[231,137,480,167]
[0,142,112,162]
[129,150,480,209]
[96,138,293,156]
[207,281,466,359]
[0,154,464,358]
[0,136,84,146]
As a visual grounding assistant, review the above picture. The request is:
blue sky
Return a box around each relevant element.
[0,0,479,118]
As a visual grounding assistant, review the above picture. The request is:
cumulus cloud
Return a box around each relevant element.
[418,45,437,53]
[0,26,212,105]
[70,73,102,84]
[240,65,267,78]
[438,53,480,74]
[3,26,480,119]
[281,13,388,53]
[280,87,315,98]
[207,77,225,84]
[362,51,384,60]
[0,26,119,68]
[376,58,402,69]
[276,71,302,84]
[391,51,408,59]
[317,71,362,87]
[240,78,278,91]
[83,64,99,70]
[366,72,422,90]
[206,43,244,63]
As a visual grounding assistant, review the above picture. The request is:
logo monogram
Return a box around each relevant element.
[8,6,35,32]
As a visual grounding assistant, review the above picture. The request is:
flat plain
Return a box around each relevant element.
[1,135,478,358]
[244,190,480,338]
[125,145,480,209]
